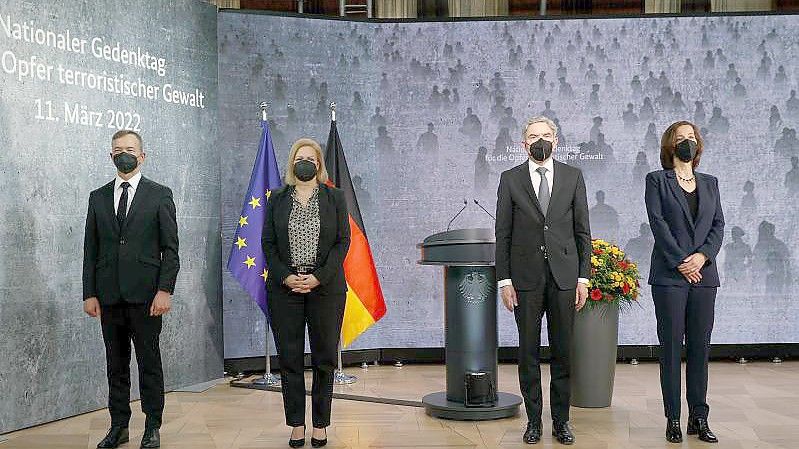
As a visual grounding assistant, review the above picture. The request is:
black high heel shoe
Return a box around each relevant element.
[289,425,306,448]
[311,428,327,448]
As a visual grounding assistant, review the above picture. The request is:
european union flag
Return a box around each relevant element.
[227,119,282,315]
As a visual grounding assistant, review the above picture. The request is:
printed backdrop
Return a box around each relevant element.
[219,11,799,358]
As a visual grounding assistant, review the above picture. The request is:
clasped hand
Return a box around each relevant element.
[678,253,707,284]
[285,274,320,294]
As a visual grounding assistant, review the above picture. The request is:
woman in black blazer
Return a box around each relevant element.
[645,121,724,444]
[262,138,350,448]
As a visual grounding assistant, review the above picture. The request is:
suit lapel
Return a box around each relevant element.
[520,161,545,218]
[123,177,149,233]
[547,161,565,219]
[694,174,711,228]
[666,170,695,228]
[316,185,331,262]
[102,181,120,235]
[273,186,291,236]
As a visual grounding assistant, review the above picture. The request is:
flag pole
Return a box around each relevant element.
[329,101,357,386]
[252,101,280,388]
[253,325,280,386]
[334,337,357,384]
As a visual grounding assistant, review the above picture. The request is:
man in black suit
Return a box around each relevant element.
[495,117,591,445]
[83,130,179,449]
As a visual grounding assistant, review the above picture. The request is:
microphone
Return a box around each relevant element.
[446,199,469,232]
[474,199,496,221]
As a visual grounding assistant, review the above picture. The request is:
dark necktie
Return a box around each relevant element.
[536,166,550,216]
[117,182,130,227]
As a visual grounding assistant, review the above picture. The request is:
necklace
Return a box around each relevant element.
[676,172,695,182]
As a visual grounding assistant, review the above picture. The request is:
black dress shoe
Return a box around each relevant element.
[289,426,306,448]
[666,419,683,443]
[688,417,718,443]
[140,428,160,448]
[97,426,129,448]
[523,421,542,444]
[552,421,575,445]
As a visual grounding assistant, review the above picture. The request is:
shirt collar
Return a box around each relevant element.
[529,157,555,175]
[115,172,142,191]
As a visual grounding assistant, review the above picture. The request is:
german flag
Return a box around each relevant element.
[325,120,387,347]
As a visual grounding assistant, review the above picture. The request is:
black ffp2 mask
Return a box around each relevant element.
[293,160,317,182]
[675,139,697,163]
[113,153,139,174]
[529,139,553,162]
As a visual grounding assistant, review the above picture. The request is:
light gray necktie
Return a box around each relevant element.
[536,166,550,215]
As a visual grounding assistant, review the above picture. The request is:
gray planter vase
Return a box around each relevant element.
[570,303,619,408]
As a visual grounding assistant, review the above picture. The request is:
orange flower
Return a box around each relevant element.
[593,249,604,255]
[590,289,603,301]
[622,283,631,295]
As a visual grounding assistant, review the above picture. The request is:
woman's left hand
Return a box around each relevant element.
[678,253,707,276]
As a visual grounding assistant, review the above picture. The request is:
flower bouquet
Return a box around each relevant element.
[586,238,641,311]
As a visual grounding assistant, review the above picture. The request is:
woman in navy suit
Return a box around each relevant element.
[645,121,724,444]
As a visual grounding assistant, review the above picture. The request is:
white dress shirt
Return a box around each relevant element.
[530,157,555,197]
[499,158,589,289]
[113,172,142,215]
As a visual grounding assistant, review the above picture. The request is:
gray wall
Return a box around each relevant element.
[0,0,221,434]
[219,12,799,359]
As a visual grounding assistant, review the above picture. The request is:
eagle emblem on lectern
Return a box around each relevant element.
[458,271,491,304]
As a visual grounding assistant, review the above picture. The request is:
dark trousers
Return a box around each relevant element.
[100,303,164,429]
[268,288,346,428]
[652,285,716,420]
[513,265,575,424]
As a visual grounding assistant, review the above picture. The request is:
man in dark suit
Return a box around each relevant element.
[83,130,179,449]
[495,117,591,445]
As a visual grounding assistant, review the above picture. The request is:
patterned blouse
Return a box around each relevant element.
[288,186,321,270]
